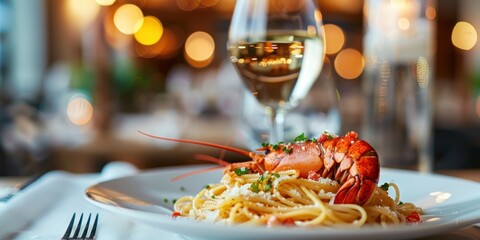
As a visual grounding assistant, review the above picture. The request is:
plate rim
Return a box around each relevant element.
[85,165,480,240]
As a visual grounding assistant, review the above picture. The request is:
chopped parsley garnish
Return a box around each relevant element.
[260,172,267,181]
[294,133,309,142]
[380,182,390,191]
[282,146,292,154]
[399,201,404,205]
[211,195,216,199]
[205,184,210,189]
[251,183,259,193]
[164,198,168,203]
[234,167,250,176]
[261,142,271,147]
[272,144,280,150]
[180,186,186,191]
[250,172,280,193]
[323,131,334,140]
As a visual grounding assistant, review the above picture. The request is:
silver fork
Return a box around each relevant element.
[61,213,99,240]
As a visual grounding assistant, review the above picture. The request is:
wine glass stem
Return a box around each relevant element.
[267,107,285,143]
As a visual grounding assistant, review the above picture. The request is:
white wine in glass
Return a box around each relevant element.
[228,0,326,143]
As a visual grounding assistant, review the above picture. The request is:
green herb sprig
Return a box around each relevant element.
[282,146,292,154]
[294,133,309,142]
[323,131,333,140]
[250,172,281,193]
[380,182,390,191]
[234,167,250,176]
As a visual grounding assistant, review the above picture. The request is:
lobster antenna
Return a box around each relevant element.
[137,131,251,157]
[194,154,230,166]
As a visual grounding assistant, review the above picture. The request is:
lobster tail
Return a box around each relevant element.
[326,134,379,205]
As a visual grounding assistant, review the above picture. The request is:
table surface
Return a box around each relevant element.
[1,168,480,240]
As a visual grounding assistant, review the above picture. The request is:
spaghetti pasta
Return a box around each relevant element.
[173,170,422,227]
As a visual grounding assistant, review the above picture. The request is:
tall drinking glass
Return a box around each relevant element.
[228,0,326,143]
[362,0,435,172]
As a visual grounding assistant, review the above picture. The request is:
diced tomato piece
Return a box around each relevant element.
[283,218,295,226]
[267,216,296,227]
[406,212,421,223]
[171,211,182,218]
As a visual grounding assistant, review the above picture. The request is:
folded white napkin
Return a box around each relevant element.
[0,162,186,240]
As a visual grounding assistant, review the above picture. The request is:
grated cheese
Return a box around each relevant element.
[203,210,220,223]
[317,177,339,186]
[319,189,336,197]
[222,183,274,199]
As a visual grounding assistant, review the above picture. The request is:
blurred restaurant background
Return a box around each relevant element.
[0,0,479,176]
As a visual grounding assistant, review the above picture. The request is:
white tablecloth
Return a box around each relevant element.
[0,162,187,240]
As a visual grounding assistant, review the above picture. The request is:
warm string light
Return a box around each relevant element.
[65,0,100,31]
[377,61,392,119]
[324,24,345,55]
[184,31,215,68]
[113,4,144,35]
[416,56,430,88]
[425,6,436,20]
[67,97,94,126]
[334,48,364,80]
[103,7,131,49]
[134,16,163,46]
[451,21,478,51]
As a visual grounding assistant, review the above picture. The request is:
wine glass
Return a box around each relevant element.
[228,0,326,143]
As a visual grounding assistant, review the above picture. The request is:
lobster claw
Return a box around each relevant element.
[333,175,377,205]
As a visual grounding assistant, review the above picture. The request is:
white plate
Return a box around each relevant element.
[85,165,480,240]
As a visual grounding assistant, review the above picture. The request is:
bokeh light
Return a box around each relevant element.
[377,61,391,118]
[398,17,410,30]
[134,16,163,46]
[425,6,436,20]
[67,97,94,126]
[104,7,131,49]
[334,48,364,80]
[95,0,116,6]
[324,24,345,55]
[135,26,184,59]
[184,31,215,68]
[416,57,430,88]
[114,4,144,35]
[177,0,201,11]
[451,21,477,50]
[66,0,100,31]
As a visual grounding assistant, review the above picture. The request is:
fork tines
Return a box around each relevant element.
[62,213,99,240]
